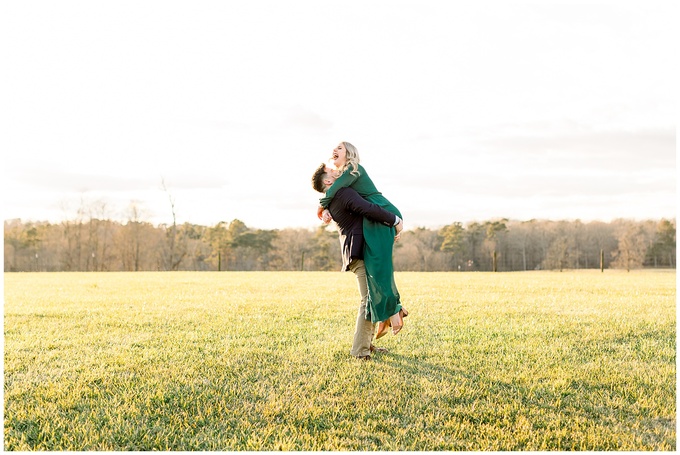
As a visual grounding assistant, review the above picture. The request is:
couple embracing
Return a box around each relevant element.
[311,142,409,361]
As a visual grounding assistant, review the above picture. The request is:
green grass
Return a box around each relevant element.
[3,270,676,450]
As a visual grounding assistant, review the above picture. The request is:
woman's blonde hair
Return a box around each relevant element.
[340,141,361,176]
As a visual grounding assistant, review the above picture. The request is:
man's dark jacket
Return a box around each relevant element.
[327,186,397,271]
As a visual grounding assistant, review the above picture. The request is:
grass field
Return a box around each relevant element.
[3,270,676,450]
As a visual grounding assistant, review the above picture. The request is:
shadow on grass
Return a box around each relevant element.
[377,350,480,383]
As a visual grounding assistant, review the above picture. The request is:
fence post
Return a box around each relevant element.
[493,250,497,272]
[600,249,604,273]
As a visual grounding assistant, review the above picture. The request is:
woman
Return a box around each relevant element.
[318,142,408,338]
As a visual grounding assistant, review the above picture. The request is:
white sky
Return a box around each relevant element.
[2,0,677,230]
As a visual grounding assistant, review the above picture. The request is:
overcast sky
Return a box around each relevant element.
[2,0,676,230]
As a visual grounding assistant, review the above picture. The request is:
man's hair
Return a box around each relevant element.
[311,163,328,193]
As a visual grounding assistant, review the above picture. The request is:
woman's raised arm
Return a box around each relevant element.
[318,169,360,208]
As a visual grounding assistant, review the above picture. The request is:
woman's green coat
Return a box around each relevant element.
[320,164,402,323]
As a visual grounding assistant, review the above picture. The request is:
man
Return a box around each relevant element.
[311,163,403,360]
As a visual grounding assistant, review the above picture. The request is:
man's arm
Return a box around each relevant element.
[338,187,398,227]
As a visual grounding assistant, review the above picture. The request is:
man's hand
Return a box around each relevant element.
[395,218,403,241]
[316,205,325,220]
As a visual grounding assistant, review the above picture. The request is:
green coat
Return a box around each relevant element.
[320,165,403,323]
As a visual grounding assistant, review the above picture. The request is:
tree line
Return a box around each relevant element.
[4,211,675,273]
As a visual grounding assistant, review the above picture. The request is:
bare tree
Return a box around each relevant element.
[271,228,313,270]
[392,228,443,271]
[61,197,87,271]
[160,178,186,270]
[611,221,648,271]
[118,201,145,271]
[543,221,577,271]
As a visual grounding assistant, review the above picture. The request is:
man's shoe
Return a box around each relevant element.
[354,355,371,361]
[370,344,389,354]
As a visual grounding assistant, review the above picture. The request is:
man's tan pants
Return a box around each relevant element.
[349,260,374,357]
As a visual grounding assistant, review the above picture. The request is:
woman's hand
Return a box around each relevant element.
[321,209,333,224]
[316,205,325,220]
[395,218,403,241]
